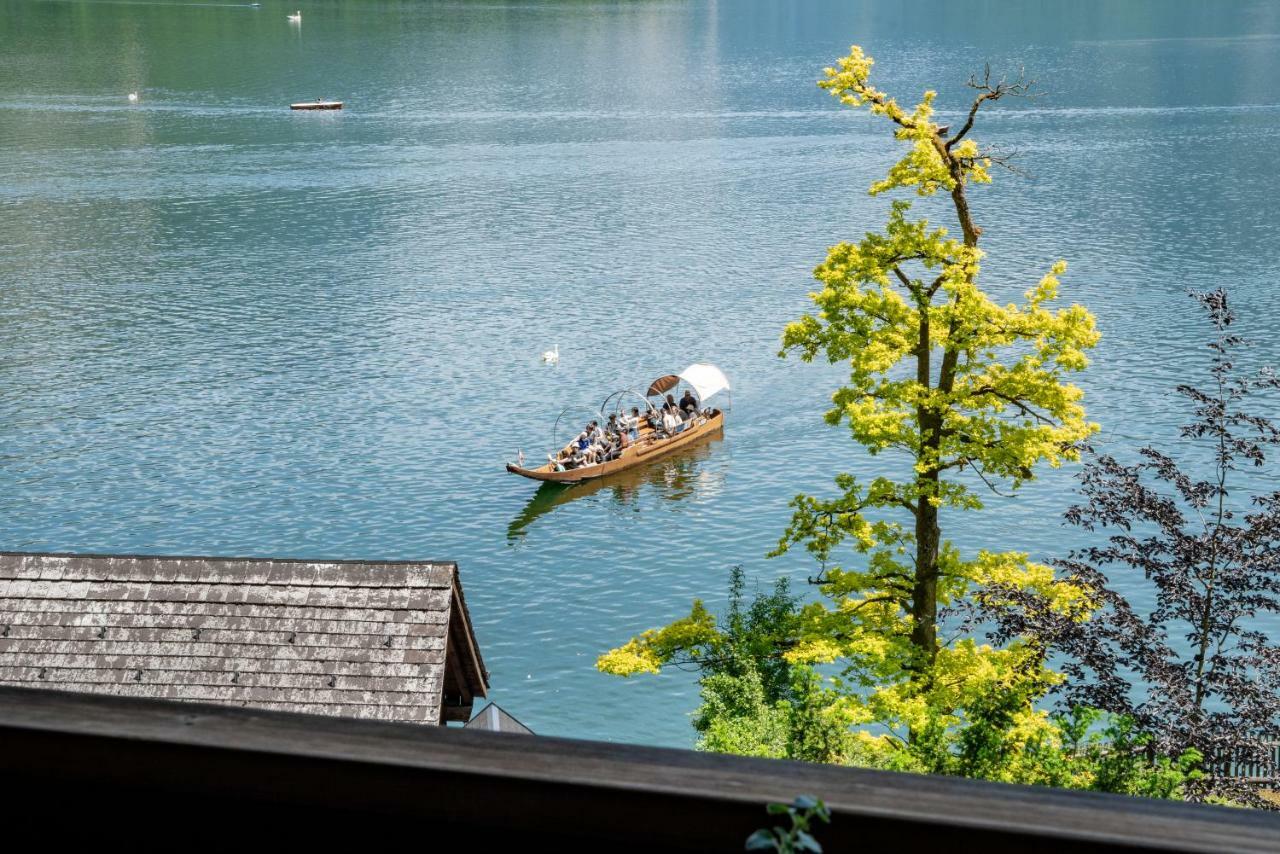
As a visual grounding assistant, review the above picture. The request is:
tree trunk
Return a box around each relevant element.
[907,134,980,674]
[1192,385,1229,711]
[912,482,940,667]
[912,307,939,669]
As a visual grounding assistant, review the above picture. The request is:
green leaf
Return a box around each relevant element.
[793,794,819,810]
[795,830,824,852]
[766,802,790,815]
[744,829,779,851]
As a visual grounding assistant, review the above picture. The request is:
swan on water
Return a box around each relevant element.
[127,92,138,102]
[287,10,301,22]
[541,345,559,364]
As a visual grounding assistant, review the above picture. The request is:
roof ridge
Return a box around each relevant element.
[0,551,457,569]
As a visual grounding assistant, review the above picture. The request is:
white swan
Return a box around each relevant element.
[127,92,138,102]
[541,344,559,364]
[287,10,301,21]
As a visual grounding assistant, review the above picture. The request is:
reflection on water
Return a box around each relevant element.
[507,431,725,542]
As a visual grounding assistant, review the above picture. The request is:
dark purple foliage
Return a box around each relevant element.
[987,289,1280,805]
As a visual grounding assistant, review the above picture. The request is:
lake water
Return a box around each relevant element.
[3,0,1280,746]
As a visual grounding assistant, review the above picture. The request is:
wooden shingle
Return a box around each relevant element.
[0,552,488,725]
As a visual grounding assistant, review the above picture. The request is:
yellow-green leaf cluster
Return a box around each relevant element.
[820,49,954,198]
[786,231,1099,495]
[596,600,717,676]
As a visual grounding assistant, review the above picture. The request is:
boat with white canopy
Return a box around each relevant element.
[505,364,730,484]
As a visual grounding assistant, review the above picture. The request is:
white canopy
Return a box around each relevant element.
[678,363,731,403]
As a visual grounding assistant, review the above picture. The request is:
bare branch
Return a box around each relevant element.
[970,462,1017,498]
[971,386,1060,426]
[978,144,1031,178]
[944,64,1040,150]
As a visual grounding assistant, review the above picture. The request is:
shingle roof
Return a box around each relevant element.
[0,552,488,724]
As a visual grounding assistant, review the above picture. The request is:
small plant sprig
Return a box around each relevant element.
[745,795,831,853]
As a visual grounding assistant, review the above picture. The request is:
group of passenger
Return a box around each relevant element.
[661,390,702,435]
[546,388,707,471]
[547,413,635,470]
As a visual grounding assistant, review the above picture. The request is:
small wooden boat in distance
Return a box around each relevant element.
[290,100,343,111]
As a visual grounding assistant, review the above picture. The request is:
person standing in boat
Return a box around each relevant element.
[679,388,699,419]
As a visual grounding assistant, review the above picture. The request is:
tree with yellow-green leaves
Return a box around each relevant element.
[598,48,1138,783]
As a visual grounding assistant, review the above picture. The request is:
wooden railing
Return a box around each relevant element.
[0,685,1275,851]
[1210,742,1280,784]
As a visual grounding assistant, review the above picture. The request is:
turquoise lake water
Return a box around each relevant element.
[3,0,1280,745]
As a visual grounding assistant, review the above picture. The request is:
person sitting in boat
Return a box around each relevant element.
[547,453,567,472]
[579,432,604,464]
[660,405,682,437]
[558,441,580,467]
[617,428,631,451]
[679,389,699,418]
[587,429,612,464]
[623,408,641,440]
[597,434,617,463]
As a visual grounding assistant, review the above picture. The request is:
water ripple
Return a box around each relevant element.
[3,0,1279,746]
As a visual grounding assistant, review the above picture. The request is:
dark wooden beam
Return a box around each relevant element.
[449,578,489,697]
[0,686,1274,850]
[442,631,473,723]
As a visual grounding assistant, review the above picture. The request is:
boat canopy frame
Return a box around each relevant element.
[550,405,607,455]
[600,389,657,420]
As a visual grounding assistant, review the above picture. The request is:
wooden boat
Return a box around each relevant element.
[290,100,343,111]
[507,409,724,484]
[507,364,731,484]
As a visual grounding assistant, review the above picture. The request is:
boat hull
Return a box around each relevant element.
[506,411,724,483]
[291,102,343,110]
